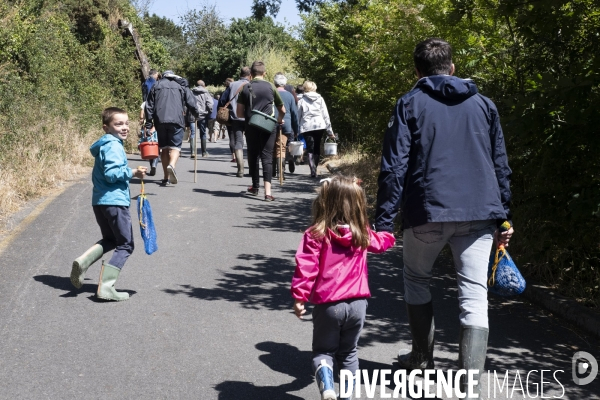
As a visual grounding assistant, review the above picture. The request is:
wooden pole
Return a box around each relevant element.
[193,130,198,183]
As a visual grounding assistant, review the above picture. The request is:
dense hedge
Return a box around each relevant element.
[0,0,167,140]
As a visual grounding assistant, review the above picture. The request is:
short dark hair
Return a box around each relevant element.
[250,61,266,77]
[149,69,158,77]
[240,67,251,78]
[296,85,305,94]
[414,38,453,77]
[225,77,234,87]
[102,107,127,125]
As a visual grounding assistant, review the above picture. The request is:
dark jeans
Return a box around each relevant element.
[303,129,325,157]
[93,205,134,269]
[311,298,368,375]
[228,120,245,152]
[245,125,276,188]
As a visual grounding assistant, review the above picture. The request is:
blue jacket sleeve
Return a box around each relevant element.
[101,142,133,183]
[290,98,299,136]
[489,106,512,221]
[374,98,412,232]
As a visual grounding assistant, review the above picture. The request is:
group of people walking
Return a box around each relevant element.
[137,62,335,201]
[70,37,514,400]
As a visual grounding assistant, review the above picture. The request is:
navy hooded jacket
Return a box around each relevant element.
[145,74,198,129]
[374,75,512,232]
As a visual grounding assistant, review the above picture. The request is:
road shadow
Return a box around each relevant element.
[33,274,96,297]
[193,188,243,198]
[236,198,313,233]
[214,341,312,399]
[34,274,137,300]
[163,251,297,311]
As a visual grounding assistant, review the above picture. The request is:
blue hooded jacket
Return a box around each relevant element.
[90,134,133,207]
[375,75,512,232]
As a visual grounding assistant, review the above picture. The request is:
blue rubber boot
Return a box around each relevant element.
[315,359,336,400]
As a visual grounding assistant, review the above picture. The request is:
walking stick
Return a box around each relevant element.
[279,126,284,186]
[193,130,198,183]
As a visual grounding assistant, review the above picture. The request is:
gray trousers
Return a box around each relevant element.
[93,205,134,269]
[311,298,367,375]
[227,121,245,152]
[403,220,495,328]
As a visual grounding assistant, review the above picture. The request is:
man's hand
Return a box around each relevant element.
[293,300,306,319]
[133,166,147,179]
[495,227,514,247]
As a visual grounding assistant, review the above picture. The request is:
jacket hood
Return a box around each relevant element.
[90,134,120,157]
[192,86,209,94]
[164,73,188,88]
[416,75,478,101]
[302,92,322,102]
[328,225,353,247]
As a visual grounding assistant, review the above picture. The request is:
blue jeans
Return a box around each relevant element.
[188,120,196,140]
[402,220,495,328]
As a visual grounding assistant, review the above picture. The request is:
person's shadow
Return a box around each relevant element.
[214,341,313,399]
[33,274,136,301]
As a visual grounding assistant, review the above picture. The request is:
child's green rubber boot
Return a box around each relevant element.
[97,263,129,301]
[71,241,105,289]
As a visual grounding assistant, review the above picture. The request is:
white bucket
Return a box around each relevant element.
[289,141,304,156]
[323,139,337,156]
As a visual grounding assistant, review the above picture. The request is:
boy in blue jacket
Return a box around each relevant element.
[71,107,146,301]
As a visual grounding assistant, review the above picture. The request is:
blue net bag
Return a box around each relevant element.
[137,181,158,255]
[487,246,525,296]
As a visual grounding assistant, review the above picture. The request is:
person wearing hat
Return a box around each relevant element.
[145,70,199,185]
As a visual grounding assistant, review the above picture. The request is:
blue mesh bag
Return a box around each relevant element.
[137,181,158,255]
[488,246,525,296]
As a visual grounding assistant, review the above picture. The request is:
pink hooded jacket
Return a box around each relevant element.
[291,225,395,304]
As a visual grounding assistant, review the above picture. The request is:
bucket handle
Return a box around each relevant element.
[325,137,337,143]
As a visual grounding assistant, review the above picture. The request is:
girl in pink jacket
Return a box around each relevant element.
[291,175,395,400]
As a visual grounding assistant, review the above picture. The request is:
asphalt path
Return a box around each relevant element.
[0,139,598,399]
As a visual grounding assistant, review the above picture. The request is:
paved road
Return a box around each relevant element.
[0,140,598,399]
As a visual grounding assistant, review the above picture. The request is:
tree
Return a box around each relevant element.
[130,0,154,17]
[143,13,185,68]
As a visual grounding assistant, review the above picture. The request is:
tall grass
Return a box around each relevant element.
[245,42,303,86]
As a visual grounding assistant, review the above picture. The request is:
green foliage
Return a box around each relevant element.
[0,0,161,158]
[245,41,301,85]
[143,12,184,69]
[298,0,600,306]
[175,8,295,85]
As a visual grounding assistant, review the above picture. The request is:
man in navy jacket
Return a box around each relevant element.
[374,38,514,399]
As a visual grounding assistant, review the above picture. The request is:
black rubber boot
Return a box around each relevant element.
[273,157,279,178]
[458,326,489,399]
[201,138,208,157]
[308,154,316,177]
[235,149,244,177]
[397,302,435,370]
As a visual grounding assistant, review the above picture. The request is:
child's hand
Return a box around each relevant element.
[134,166,147,179]
[293,300,306,319]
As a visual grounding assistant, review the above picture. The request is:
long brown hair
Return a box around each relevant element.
[309,174,370,249]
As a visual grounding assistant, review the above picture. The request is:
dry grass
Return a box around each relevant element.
[0,116,142,231]
[322,147,381,215]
